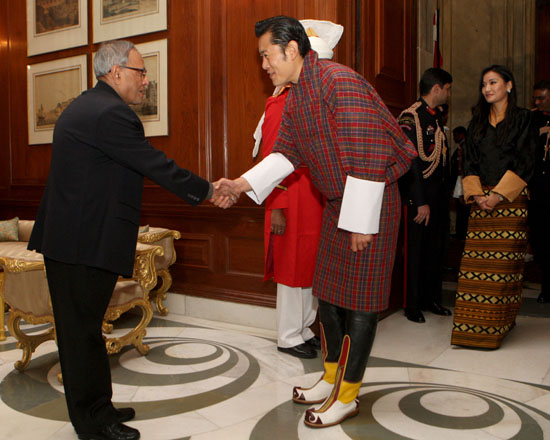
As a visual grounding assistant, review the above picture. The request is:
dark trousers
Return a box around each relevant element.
[44,257,119,434]
[455,201,470,240]
[404,199,449,311]
[529,200,550,297]
[319,300,377,382]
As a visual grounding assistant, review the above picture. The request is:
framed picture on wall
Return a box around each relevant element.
[26,0,88,56]
[93,0,167,43]
[27,55,87,145]
[92,39,168,137]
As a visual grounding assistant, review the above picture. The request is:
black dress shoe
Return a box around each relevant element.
[115,407,135,423]
[278,343,317,359]
[78,423,140,440]
[425,302,452,316]
[405,309,425,323]
[305,336,321,350]
[537,292,550,303]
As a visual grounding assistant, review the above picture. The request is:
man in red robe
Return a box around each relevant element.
[253,21,343,359]
[216,15,416,427]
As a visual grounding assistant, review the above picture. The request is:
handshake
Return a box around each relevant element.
[209,177,251,209]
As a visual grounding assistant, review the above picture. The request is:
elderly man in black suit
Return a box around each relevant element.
[28,40,231,440]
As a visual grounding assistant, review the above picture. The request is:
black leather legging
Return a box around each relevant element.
[319,300,378,383]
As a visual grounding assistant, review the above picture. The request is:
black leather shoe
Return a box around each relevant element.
[425,302,452,316]
[537,292,550,303]
[78,423,140,440]
[278,343,317,359]
[115,407,135,423]
[305,336,321,350]
[405,309,425,323]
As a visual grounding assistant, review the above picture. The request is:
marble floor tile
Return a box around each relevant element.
[1,306,549,439]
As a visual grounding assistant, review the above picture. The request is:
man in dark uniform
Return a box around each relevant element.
[399,68,453,323]
[529,80,550,303]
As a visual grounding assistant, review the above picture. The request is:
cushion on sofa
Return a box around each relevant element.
[0,217,19,242]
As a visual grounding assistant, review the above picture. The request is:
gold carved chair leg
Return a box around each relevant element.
[7,312,55,372]
[104,299,153,356]
[149,269,172,316]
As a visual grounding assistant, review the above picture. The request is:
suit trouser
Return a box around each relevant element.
[44,257,119,434]
[405,200,448,311]
[276,284,317,348]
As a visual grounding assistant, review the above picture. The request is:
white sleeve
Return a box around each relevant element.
[337,175,385,234]
[241,153,295,204]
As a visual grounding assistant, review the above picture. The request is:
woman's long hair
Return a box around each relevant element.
[470,65,519,144]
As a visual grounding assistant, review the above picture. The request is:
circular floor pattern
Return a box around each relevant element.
[2,322,549,439]
[0,335,260,422]
[253,371,550,440]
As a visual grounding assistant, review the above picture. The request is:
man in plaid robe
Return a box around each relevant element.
[218,15,416,427]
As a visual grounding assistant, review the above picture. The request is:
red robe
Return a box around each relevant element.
[272,51,417,312]
[262,86,324,287]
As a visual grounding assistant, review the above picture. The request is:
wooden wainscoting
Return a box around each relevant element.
[0,0,417,309]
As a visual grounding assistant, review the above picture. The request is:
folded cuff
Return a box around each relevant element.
[337,176,385,234]
[462,175,483,203]
[492,170,527,202]
[241,153,295,204]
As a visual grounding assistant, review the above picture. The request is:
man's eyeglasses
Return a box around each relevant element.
[120,65,147,78]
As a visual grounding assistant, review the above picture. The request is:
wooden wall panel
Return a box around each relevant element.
[0,0,416,310]
[0,1,9,192]
[358,0,417,115]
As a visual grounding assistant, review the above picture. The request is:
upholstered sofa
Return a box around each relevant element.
[0,218,164,372]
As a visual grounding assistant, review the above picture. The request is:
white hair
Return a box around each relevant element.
[94,40,135,79]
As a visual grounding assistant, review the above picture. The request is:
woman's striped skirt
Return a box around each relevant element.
[451,188,528,349]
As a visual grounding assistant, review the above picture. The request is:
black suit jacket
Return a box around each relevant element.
[29,80,211,277]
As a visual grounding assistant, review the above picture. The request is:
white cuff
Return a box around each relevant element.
[337,176,385,234]
[241,153,295,204]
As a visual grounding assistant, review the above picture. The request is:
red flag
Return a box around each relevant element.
[433,8,443,67]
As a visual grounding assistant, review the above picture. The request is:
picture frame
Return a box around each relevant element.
[92,39,168,137]
[93,0,167,43]
[26,0,88,56]
[27,55,88,145]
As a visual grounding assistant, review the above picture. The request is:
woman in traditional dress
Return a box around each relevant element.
[451,65,536,349]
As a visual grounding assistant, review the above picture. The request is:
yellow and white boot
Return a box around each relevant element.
[293,362,336,404]
[293,324,336,404]
[303,307,378,428]
[303,335,360,427]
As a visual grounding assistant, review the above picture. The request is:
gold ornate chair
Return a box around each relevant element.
[137,227,181,315]
[0,236,162,372]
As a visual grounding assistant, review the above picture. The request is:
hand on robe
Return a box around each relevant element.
[270,209,286,235]
[351,233,373,252]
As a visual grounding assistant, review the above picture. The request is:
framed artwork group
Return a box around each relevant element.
[26,0,168,144]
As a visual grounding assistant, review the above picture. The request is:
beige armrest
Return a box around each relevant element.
[138,228,181,269]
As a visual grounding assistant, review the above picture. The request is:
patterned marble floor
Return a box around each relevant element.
[1,297,550,439]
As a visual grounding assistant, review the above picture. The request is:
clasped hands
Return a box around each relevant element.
[473,193,501,211]
[209,177,249,209]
